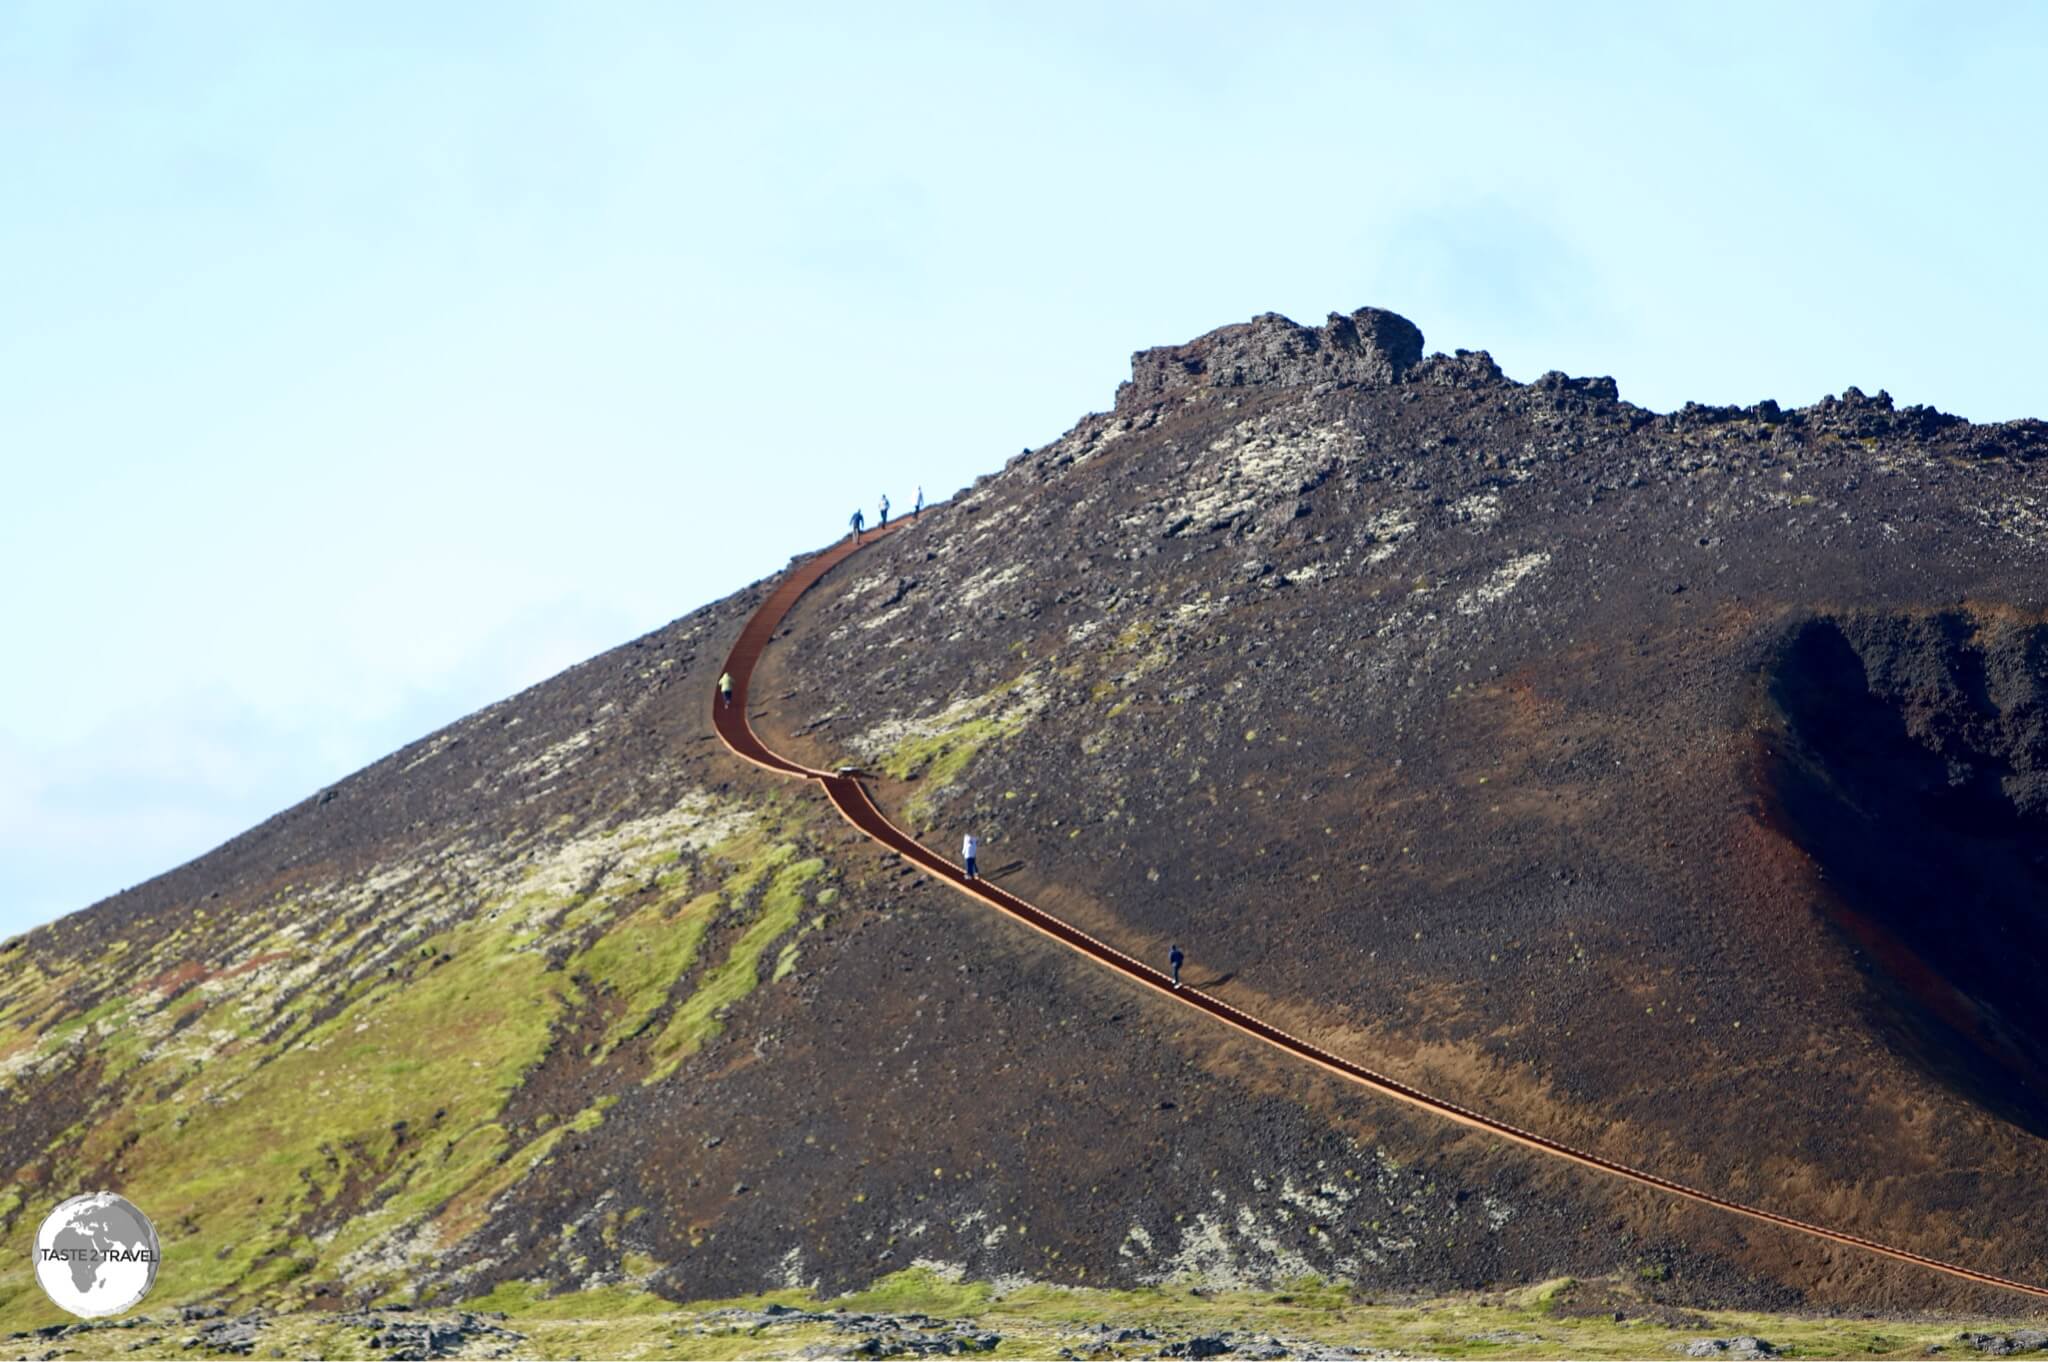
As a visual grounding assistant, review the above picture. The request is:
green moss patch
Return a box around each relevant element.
[0,794,836,1333]
[574,888,721,1057]
[878,674,1044,822]
[833,1267,996,1317]
[466,1277,679,1319]
[647,851,825,1081]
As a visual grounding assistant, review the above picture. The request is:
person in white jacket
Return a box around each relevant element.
[961,832,979,881]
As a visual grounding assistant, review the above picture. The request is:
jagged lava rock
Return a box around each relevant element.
[1115,306,1425,411]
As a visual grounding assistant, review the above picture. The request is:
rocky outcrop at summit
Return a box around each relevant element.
[1115,306,1425,411]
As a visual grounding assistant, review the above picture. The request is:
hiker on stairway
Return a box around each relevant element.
[913,486,924,519]
[879,493,890,527]
[1169,943,1185,989]
[961,831,980,880]
[850,507,865,541]
[718,671,734,708]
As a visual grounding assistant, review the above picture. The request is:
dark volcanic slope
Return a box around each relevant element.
[727,504,2048,1304]
[764,309,2048,1309]
[7,305,2048,1325]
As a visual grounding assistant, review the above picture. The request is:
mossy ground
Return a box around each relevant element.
[0,801,839,1334]
[875,672,1042,826]
[646,848,825,1081]
[19,1270,2045,1359]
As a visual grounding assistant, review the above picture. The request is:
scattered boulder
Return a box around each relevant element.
[1682,1338,1778,1359]
[1959,1330,2048,1355]
[793,1314,1001,1357]
[334,1308,526,1361]
[190,1315,265,1355]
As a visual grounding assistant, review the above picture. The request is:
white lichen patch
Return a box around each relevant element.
[505,728,596,783]
[1118,1224,1154,1260]
[950,499,1031,558]
[399,732,460,774]
[1456,551,1551,614]
[0,1031,74,1082]
[1162,420,1355,534]
[1171,598,1228,629]
[511,796,754,911]
[1149,1211,1231,1282]
[1277,1175,1358,1219]
[848,673,1048,764]
[1449,490,1502,528]
[952,562,1026,610]
[860,604,912,633]
[362,860,427,897]
[839,569,893,602]
[1179,1210,1304,1288]
[907,1257,967,1282]
[328,1213,447,1290]
[1122,1195,1355,1290]
[1972,490,2048,553]
[1361,508,1419,564]
[199,953,325,1009]
[1045,409,1153,472]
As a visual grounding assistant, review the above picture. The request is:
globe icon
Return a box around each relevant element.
[33,1193,159,1318]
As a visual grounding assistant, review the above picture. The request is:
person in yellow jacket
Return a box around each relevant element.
[718,671,734,708]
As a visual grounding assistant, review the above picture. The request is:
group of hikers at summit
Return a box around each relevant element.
[724,482,1195,1008]
[849,486,922,540]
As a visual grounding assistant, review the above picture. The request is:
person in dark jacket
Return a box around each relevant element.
[1169,943,1185,989]
[850,508,865,541]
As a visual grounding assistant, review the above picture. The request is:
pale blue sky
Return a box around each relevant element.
[4,2,2045,937]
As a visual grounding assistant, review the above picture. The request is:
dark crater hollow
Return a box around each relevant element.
[1764,611,2048,1137]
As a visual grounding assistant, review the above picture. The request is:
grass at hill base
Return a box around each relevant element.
[20,1269,2046,1359]
[512,1268,2048,1361]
